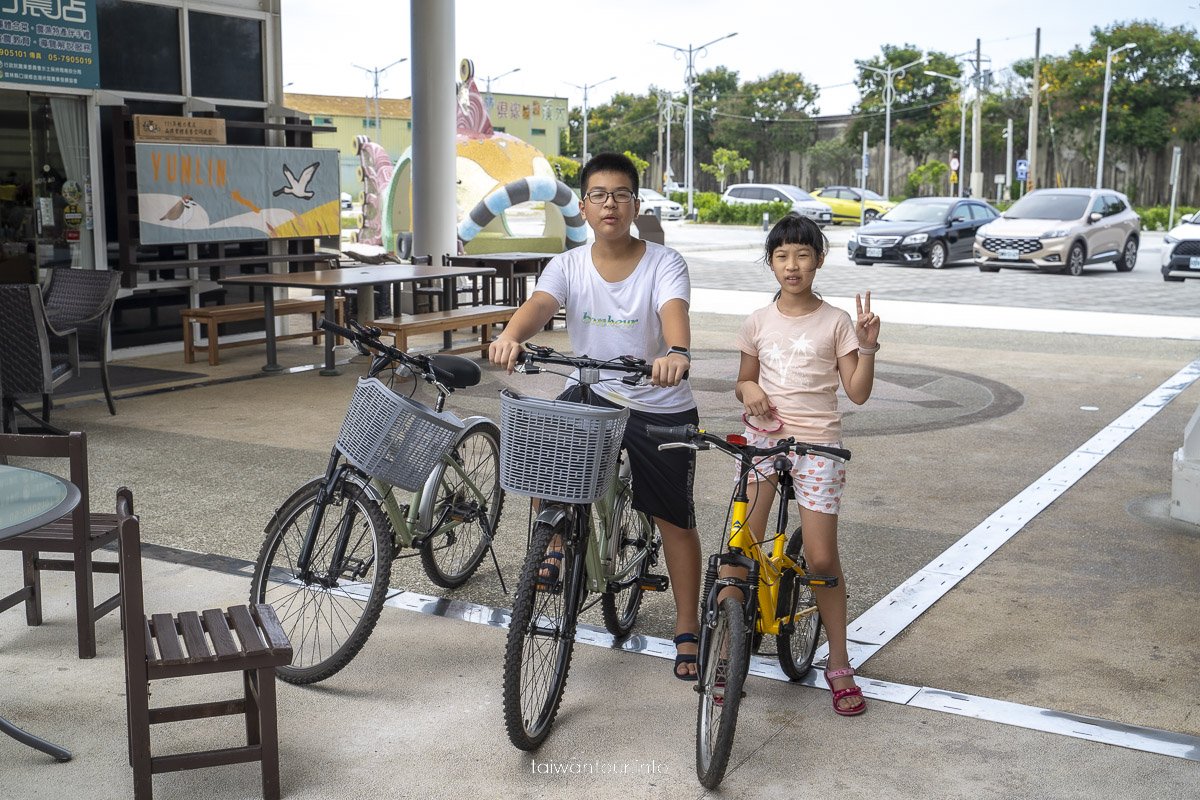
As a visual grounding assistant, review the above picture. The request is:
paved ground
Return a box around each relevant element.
[3,220,1199,798]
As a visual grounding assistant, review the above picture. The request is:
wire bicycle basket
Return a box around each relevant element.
[337,377,464,491]
[498,389,628,505]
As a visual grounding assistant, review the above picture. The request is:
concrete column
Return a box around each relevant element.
[410,0,457,263]
[1171,402,1200,526]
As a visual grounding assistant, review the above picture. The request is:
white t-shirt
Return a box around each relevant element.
[532,241,694,413]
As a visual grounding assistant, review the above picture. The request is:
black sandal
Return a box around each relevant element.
[536,551,564,593]
[673,633,698,681]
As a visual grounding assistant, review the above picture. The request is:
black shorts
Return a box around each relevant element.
[557,386,697,530]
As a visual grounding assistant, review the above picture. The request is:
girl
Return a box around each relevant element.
[734,213,879,715]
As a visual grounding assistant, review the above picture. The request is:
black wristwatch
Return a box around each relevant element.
[668,346,691,361]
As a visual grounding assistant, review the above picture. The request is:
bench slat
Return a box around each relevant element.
[202,608,242,659]
[151,613,187,664]
[252,603,293,654]
[177,611,214,661]
[226,605,269,654]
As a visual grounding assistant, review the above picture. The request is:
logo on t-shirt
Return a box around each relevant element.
[582,311,638,329]
[763,333,813,388]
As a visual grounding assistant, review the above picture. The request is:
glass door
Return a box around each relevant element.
[32,95,92,272]
[0,90,35,283]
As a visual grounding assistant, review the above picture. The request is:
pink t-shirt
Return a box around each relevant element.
[734,300,858,443]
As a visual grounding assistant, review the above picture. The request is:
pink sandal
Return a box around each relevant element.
[823,667,866,716]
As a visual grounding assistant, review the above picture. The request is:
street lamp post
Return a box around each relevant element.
[482,67,520,95]
[860,52,926,199]
[926,69,969,198]
[1096,42,1136,190]
[566,76,615,162]
[352,57,408,141]
[656,32,738,219]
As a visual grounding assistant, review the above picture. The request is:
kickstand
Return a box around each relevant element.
[481,515,507,595]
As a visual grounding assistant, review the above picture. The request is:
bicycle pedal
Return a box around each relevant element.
[799,573,839,588]
[637,574,669,592]
[448,501,478,522]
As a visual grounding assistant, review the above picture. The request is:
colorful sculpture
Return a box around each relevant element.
[355,59,585,255]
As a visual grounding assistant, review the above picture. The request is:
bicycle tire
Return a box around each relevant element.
[502,519,580,750]
[599,492,655,637]
[250,478,395,685]
[696,596,749,789]
[419,421,504,588]
[777,526,823,681]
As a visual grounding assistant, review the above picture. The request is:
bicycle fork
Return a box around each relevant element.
[295,446,370,586]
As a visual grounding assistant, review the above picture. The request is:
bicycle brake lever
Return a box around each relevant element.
[657,442,705,451]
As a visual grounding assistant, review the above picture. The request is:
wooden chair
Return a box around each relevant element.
[0,431,119,658]
[115,488,292,800]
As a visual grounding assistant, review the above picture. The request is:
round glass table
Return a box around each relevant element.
[0,463,79,762]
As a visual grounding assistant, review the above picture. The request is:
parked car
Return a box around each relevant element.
[811,186,896,224]
[722,183,833,226]
[847,197,999,268]
[638,188,684,220]
[1161,213,1200,282]
[974,188,1140,275]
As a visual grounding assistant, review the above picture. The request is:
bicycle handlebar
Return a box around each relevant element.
[519,344,688,384]
[646,423,851,463]
[318,317,479,391]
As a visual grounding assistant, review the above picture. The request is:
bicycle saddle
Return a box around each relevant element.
[428,354,482,389]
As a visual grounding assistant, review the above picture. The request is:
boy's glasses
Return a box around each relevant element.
[584,189,635,205]
[742,407,784,434]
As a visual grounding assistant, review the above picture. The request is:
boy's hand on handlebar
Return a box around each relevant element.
[651,352,689,387]
[489,337,524,374]
[740,382,773,418]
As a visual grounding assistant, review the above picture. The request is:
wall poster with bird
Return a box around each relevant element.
[134,144,340,244]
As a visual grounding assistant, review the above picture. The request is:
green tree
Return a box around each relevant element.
[847,45,962,161]
[548,155,580,187]
[623,150,649,183]
[699,147,749,191]
[709,71,820,180]
[807,138,856,186]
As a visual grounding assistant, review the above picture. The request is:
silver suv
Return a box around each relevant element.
[974,188,1140,275]
[722,183,833,226]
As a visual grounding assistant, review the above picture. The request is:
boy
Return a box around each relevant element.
[489,152,701,680]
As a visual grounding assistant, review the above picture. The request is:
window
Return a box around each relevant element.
[951,204,970,220]
[216,105,264,146]
[532,128,546,136]
[314,117,333,125]
[363,119,376,128]
[1104,195,1126,216]
[97,0,182,94]
[968,204,993,220]
[189,12,264,101]
[1089,196,1106,217]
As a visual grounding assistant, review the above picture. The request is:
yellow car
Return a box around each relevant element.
[811,186,896,224]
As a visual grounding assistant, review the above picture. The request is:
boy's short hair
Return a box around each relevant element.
[580,152,640,195]
[764,213,829,261]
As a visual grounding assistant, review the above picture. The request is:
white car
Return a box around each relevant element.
[638,188,685,220]
[1162,213,1200,282]
[721,183,833,226]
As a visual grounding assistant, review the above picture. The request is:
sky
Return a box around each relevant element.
[281,1,1199,117]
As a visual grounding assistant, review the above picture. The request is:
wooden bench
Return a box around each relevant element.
[180,296,345,366]
[372,304,517,357]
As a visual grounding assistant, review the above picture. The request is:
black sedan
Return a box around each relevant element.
[848,197,1000,268]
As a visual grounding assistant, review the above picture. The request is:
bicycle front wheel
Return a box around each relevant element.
[420,421,504,588]
[250,478,395,685]
[777,526,823,681]
[696,596,749,790]
[502,519,580,750]
[599,492,655,637]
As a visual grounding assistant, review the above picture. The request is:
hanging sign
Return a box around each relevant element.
[0,0,100,89]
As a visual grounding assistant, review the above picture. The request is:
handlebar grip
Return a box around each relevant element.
[806,443,852,462]
[318,317,358,341]
[646,424,694,442]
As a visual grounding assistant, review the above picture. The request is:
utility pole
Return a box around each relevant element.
[1097,42,1137,190]
[860,51,927,200]
[566,76,615,162]
[657,32,738,219]
[1027,27,1041,191]
[1005,117,1013,200]
[971,38,982,199]
[656,90,668,191]
[352,57,407,142]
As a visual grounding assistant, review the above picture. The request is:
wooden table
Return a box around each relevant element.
[218,263,495,375]
[443,252,556,307]
[0,464,79,763]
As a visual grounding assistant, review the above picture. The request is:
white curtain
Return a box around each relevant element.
[48,96,92,269]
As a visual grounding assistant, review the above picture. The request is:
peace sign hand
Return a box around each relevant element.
[855,291,880,349]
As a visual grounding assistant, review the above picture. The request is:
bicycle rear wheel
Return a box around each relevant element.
[250,478,395,685]
[502,518,580,750]
[777,527,823,680]
[696,596,749,789]
[600,491,655,637]
[419,421,503,588]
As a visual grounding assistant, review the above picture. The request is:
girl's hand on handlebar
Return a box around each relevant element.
[651,351,689,387]
[489,337,524,374]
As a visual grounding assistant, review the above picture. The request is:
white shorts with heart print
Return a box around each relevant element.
[742,431,847,515]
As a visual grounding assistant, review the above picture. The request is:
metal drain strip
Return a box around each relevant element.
[376,588,1200,762]
[819,356,1200,668]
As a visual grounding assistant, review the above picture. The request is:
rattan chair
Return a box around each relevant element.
[43,268,122,415]
[0,284,79,434]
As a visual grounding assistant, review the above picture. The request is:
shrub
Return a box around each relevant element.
[1135,205,1197,232]
[699,200,793,225]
